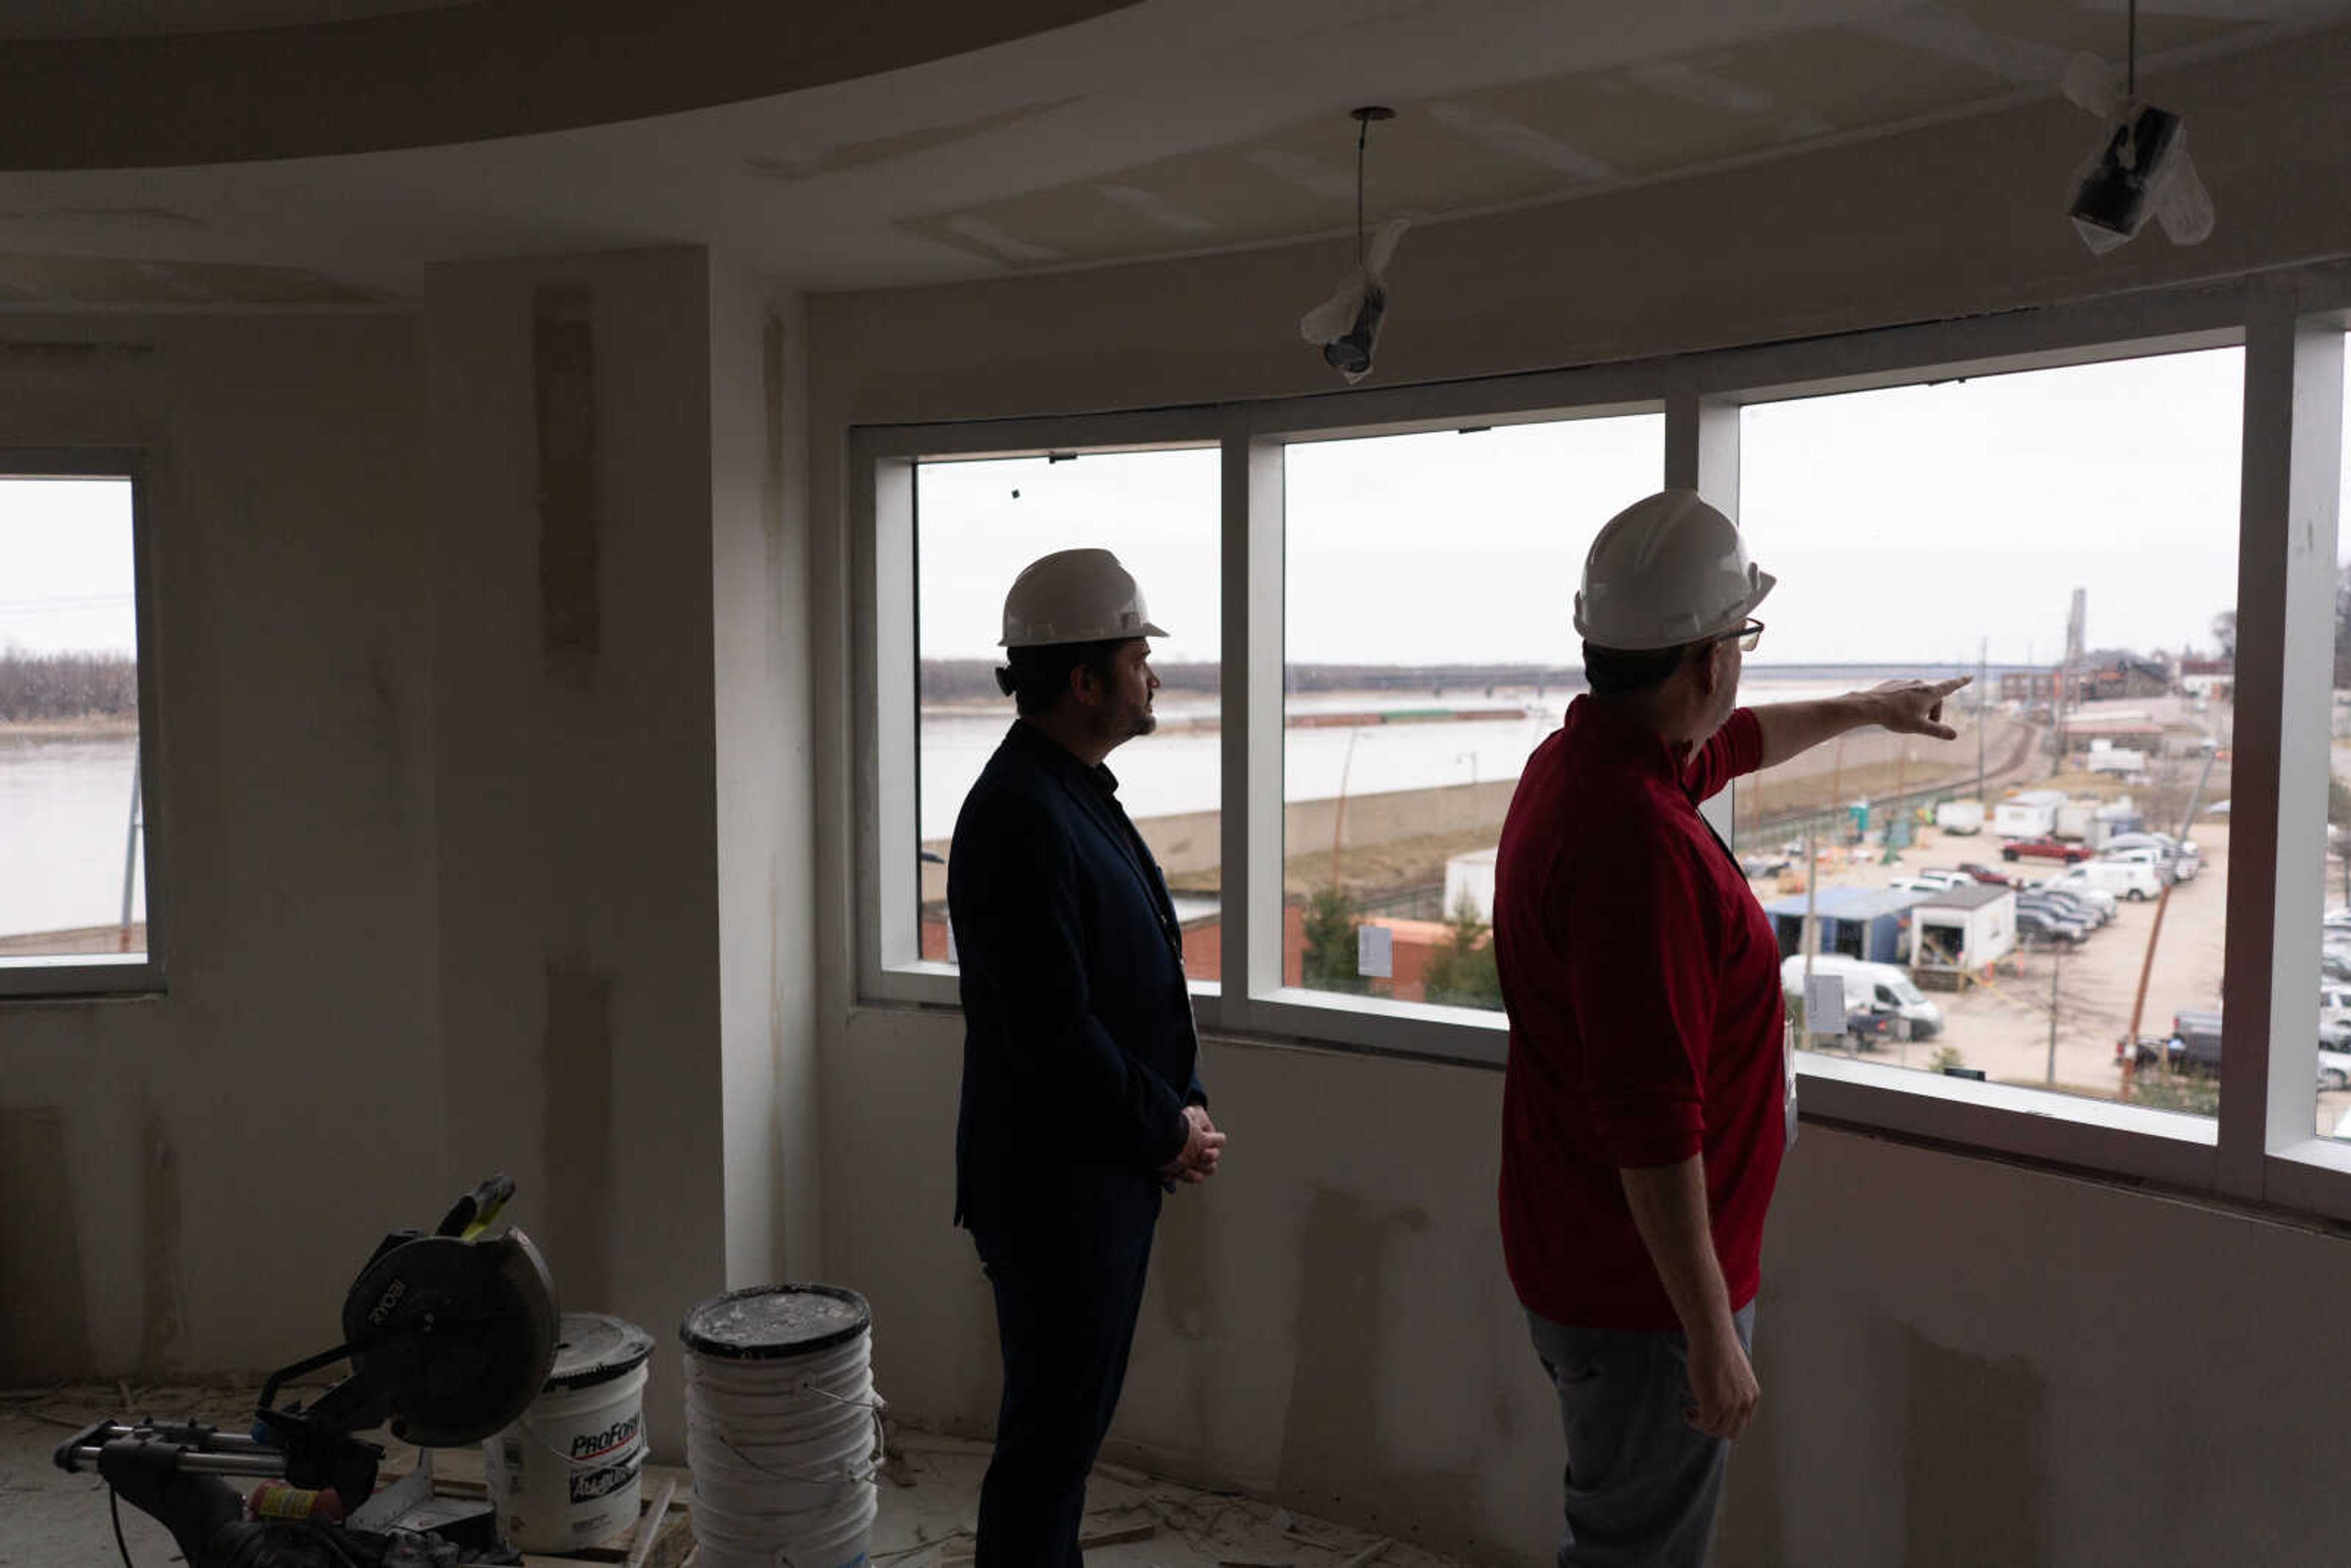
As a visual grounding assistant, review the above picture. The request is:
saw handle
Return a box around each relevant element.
[435,1173,516,1239]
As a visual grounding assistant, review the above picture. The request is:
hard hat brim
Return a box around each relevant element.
[1574,568,1775,653]
[998,620,1171,649]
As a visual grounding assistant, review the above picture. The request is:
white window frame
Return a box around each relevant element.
[0,449,167,999]
[851,260,2351,1221]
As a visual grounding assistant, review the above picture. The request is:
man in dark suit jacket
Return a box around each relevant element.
[950,547,1226,1568]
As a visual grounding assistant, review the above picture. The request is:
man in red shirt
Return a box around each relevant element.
[1493,489,1965,1567]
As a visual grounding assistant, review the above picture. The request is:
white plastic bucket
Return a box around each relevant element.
[485,1312,654,1553]
[681,1285,882,1568]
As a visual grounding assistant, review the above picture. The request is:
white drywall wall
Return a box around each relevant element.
[0,315,446,1380]
[803,28,2351,1566]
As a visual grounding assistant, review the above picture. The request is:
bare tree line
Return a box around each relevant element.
[0,651,137,722]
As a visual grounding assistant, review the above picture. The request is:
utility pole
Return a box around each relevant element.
[1801,822,1825,1052]
[1330,727,1363,889]
[2047,932,2062,1086]
[1976,636,1989,804]
[2122,740,2222,1088]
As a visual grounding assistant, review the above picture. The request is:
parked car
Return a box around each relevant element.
[2014,906,2088,946]
[2172,1009,2224,1075]
[1843,1001,1913,1050]
[2323,906,2351,934]
[2003,836,2092,864]
[1779,955,1945,1039]
[2054,859,2164,902]
[2108,831,2199,860]
[1888,876,1948,895]
[2320,1046,2351,1092]
[2322,985,2351,1045]
[2022,879,2105,919]
[2120,1033,2188,1068]
[1740,853,1793,879]
[2033,875,2117,920]
[1957,862,2017,887]
[2020,891,2102,934]
[1914,868,1977,891]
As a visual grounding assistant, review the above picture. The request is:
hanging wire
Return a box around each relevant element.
[2126,0,2138,98]
[1354,114,1369,270]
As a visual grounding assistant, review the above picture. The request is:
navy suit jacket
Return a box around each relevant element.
[950,721,1206,1241]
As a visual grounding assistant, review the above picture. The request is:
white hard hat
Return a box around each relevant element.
[1572,489,1775,652]
[1000,547,1169,648]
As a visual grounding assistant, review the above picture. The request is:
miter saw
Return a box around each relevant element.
[57,1176,560,1567]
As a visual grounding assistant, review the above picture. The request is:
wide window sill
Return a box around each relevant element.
[0,954,165,1000]
[1794,1049,2216,1188]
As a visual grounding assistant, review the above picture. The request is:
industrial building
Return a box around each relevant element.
[5,6,2351,1566]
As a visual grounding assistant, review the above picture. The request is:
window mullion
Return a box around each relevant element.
[1668,375,1744,849]
[1221,421,1285,1026]
[2219,295,2338,1195]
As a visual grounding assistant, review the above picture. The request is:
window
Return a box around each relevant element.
[1741,348,2243,1120]
[857,265,2351,1220]
[914,446,1221,981]
[1281,416,1662,1008]
[2324,340,2351,1141]
[0,466,157,989]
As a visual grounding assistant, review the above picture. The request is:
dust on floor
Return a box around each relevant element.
[2,1384,1485,1567]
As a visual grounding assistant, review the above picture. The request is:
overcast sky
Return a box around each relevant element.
[919,343,2295,669]
[0,345,2328,671]
[0,478,137,657]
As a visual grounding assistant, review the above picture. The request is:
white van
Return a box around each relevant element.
[2054,859,2164,902]
[1779,955,1944,1038]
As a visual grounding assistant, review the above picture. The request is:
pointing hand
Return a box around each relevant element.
[1870,675,1971,741]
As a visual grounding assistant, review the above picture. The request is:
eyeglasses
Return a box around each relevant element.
[1717,618,1764,653]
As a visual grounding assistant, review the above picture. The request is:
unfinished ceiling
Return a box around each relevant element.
[0,1,486,37]
[0,0,2343,304]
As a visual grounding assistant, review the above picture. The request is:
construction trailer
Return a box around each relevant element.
[1994,789,2064,839]
[1763,886,1930,966]
[1908,882,2019,989]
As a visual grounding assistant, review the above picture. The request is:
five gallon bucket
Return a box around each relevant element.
[681,1284,883,1568]
[484,1312,654,1554]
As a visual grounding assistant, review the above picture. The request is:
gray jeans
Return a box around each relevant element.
[1525,1302,1757,1568]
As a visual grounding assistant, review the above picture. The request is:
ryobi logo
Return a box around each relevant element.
[366,1279,407,1327]
[569,1412,641,1462]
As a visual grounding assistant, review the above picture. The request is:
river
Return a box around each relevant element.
[0,731,144,942]
[918,681,1864,838]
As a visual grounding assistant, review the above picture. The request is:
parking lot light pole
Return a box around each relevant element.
[2047,934,2061,1086]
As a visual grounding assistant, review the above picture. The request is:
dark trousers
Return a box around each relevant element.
[971,1220,1157,1568]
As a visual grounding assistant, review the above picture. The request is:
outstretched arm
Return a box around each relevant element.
[1752,676,1971,771]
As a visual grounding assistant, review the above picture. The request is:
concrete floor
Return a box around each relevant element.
[3,1382,1483,1567]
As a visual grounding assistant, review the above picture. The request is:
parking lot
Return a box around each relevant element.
[1763,817,2351,1130]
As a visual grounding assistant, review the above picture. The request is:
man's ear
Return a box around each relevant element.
[1068,659,1103,708]
[1692,640,1728,698]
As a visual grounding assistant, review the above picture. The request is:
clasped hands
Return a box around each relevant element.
[1158,1104,1227,1185]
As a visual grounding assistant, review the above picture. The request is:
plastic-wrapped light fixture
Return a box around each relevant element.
[2061,4,2213,255]
[1300,106,1410,383]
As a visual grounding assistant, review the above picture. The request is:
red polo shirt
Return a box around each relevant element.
[1493,696,1787,1332]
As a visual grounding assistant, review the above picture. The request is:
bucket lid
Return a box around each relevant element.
[679,1284,870,1362]
[545,1312,656,1392]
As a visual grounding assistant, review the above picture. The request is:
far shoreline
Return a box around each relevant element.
[0,715,140,741]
